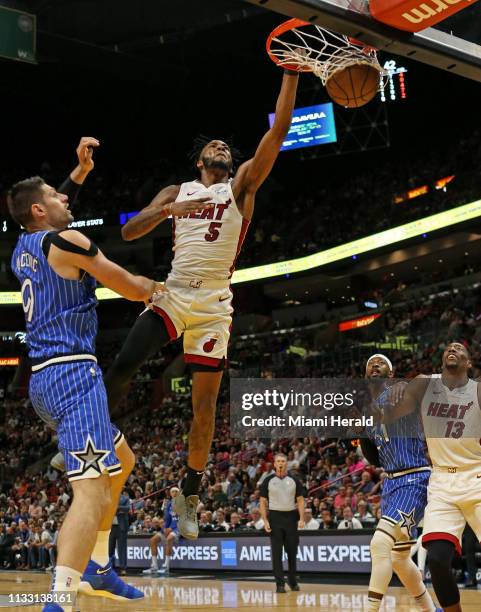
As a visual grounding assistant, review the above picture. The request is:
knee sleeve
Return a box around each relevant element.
[426,540,459,607]
[369,529,396,599]
[391,547,411,572]
[370,529,395,560]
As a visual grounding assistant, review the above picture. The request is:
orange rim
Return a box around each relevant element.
[266,18,313,72]
[347,36,378,54]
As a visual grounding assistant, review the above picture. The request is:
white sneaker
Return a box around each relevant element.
[142,567,159,575]
[173,493,199,540]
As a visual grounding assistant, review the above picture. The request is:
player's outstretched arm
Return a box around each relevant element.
[57,136,100,205]
[381,375,429,424]
[47,230,163,302]
[234,71,299,201]
[121,184,214,241]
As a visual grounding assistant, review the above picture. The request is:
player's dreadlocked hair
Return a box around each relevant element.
[189,135,243,175]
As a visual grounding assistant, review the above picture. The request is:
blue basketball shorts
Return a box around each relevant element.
[380,470,430,543]
[29,360,123,481]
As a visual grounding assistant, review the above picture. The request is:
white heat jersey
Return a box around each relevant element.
[420,374,481,469]
[169,180,249,281]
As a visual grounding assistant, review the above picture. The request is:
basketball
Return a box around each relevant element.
[326,63,381,108]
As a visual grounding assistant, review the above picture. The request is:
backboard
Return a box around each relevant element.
[243,0,481,81]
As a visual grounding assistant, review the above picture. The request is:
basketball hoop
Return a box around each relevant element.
[266,18,385,87]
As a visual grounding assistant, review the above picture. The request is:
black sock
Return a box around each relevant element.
[183,466,204,497]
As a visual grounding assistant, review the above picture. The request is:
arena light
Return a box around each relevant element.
[339,314,381,332]
[435,175,455,190]
[0,287,121,305]
[0,357,20,366]
[231,196,481,284]
[1,197,481,304]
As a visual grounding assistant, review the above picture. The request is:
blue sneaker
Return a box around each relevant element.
[42,605,64,612]
[79,558,144,601]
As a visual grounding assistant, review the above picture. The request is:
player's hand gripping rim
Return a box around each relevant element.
[166,197,214,217]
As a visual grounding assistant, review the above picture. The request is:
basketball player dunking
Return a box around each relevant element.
[381,342,481,612]
[8,138,176,612]
[362,354,439,612]
[104,67,300,539]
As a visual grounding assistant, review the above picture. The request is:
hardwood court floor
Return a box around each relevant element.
[1,572,480,610]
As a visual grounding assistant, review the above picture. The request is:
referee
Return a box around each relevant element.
[259,453,305,593]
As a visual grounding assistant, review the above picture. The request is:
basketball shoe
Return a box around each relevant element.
[79,558,144,601]
[173,493,199,539]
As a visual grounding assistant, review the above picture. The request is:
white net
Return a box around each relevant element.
[268,21,384,86]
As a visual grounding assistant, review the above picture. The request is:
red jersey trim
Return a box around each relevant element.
[229,217,250,277]
[152,306,178,340]
[422,532,461,556]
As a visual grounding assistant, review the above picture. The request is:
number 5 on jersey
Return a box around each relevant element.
[205,222,222,242]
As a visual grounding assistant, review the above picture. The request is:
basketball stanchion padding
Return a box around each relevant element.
[266,19,386,108]
[370,0,480,33]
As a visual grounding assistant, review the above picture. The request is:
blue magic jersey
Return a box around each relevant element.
[367,385,428,472]
[11,231,98,360]
[163,500,178,533]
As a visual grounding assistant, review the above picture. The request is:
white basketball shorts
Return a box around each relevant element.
[422,466,481,554]
[150,276,233,369]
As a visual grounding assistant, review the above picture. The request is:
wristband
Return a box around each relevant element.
[284,68,299,76]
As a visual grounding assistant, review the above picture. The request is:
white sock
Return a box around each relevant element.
[91,530,110,567]
[164,555,171,570]
[417,545,427,574]
[151,553,158,570]
[51,565,81,612]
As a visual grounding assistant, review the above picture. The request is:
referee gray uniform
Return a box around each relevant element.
[260,472,303,588]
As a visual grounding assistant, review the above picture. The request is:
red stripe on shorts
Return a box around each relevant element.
[422,532,461,556]
[184,354,221,367]
[152,306,178,340]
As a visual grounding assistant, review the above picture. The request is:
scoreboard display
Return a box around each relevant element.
[269,103,337,152]
[0,6,36,64]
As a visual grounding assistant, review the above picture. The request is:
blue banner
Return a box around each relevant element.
[121,531,373,573]
[269,103,337,152]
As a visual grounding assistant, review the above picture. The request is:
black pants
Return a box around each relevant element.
[109,525,128,570]
[463,524,478,583]
[0,544,14,567]
[269,510,299,586]
[104,310,170,416]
